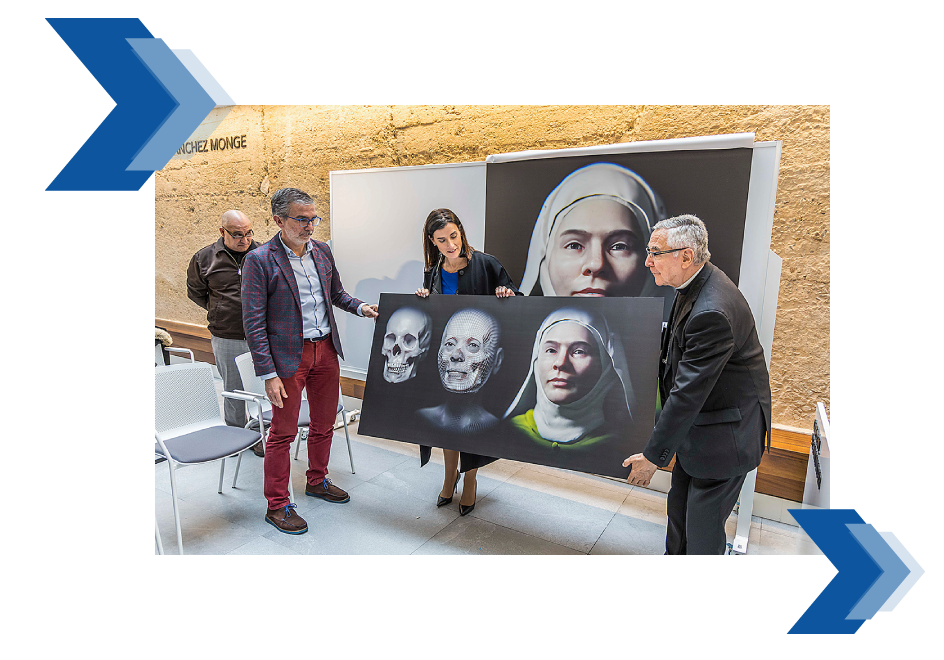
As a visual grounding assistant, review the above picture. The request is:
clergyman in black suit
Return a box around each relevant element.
[623,214,771,555]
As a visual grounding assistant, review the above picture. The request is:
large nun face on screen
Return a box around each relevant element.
[437,308,503,394]
[505,308,634,446]
[381,307,431,383]
[519,163,670,299]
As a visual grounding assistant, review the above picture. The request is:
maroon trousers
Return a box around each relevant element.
[263,338,339,510]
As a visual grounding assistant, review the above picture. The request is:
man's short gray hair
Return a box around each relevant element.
[652,214,710,265]
[271,188,314,218]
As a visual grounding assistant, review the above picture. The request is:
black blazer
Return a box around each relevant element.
[643,262,772,480]
[422,251,520,296]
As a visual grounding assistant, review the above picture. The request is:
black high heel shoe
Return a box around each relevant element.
[459,479,477,516]
[437,470,460,507]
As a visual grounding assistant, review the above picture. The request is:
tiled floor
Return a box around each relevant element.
[155,377,806,556]
[155,425,809,556]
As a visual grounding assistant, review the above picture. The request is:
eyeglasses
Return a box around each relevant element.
[283,215,323,228]
[645,246,690,258]
[223,228,254,240]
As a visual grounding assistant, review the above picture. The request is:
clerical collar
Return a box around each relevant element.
[676,264,705,293]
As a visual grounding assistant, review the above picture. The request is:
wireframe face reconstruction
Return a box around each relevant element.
[437,309,502,394]
[381,307,432,383]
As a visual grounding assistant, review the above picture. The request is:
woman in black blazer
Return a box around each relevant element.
[414,208,519,514]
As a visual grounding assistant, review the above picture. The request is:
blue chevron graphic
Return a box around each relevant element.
[125,38,215,171]
[789,509,922,634]
[846,524,909,620]
[879,532,925,611]
[46,18,224,191]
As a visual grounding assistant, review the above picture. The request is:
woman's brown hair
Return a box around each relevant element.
[423,208,476,270]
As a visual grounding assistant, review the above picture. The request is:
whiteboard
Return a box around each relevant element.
[330,162,486,379]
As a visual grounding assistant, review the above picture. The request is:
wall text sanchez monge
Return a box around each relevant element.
[176,135,248,155]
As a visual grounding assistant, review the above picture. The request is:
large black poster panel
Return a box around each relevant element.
[483,148,754,321]
[359,293,662,479]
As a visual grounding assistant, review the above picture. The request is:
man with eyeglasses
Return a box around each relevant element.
[622,214,771,555]
[242,188,379,535]
[187,210,260,447]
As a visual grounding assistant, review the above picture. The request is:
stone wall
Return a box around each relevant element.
[155,105,829,429]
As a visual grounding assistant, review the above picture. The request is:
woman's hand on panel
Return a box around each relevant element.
[495,286,514,298]
[415,288,430,298]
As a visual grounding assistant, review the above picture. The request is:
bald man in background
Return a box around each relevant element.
[187,210,261,449]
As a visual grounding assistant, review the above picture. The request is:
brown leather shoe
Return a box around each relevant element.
[264,504,308,534]
[305,478,350,503]
[251,441,265,457]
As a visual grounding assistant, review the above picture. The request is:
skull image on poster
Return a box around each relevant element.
[381,307,431,383]
[418,308,504,434]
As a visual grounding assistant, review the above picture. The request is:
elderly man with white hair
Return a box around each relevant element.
[623,214,772,555]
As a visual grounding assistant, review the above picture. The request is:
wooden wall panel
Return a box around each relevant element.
[659,430,810,502]
[156,319,214,364]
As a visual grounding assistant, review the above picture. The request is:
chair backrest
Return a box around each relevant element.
[155,363,224,439]
[155,341,168,367]
[234,352,308,412]
[234,352,272,417]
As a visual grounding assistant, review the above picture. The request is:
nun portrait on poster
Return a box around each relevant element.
[503,307,635,452]
[518,162,674,309]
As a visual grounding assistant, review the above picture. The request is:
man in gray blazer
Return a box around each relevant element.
[623,215,771,555]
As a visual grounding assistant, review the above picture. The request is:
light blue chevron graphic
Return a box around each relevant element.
[172,49,234,105]
[125,38,216,171]
[169,49,234,154]
[845,524,910,620]
[878,532,924,612]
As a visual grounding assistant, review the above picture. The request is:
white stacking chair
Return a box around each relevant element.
[154,362,263,555]
[155,452,166,555]
[233,352,355,474]
[332,393,356,474]
[156,345,195,366]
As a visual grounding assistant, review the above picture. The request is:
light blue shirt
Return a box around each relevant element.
[281,235,331,340]
[258,235,363,382]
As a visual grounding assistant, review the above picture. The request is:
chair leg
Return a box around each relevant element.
[342,411,355,474]
[155,519,164,555]
[168,463,184,555]
[218,458,225,494]
[294,428,303,460]
[232,451,243,488]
